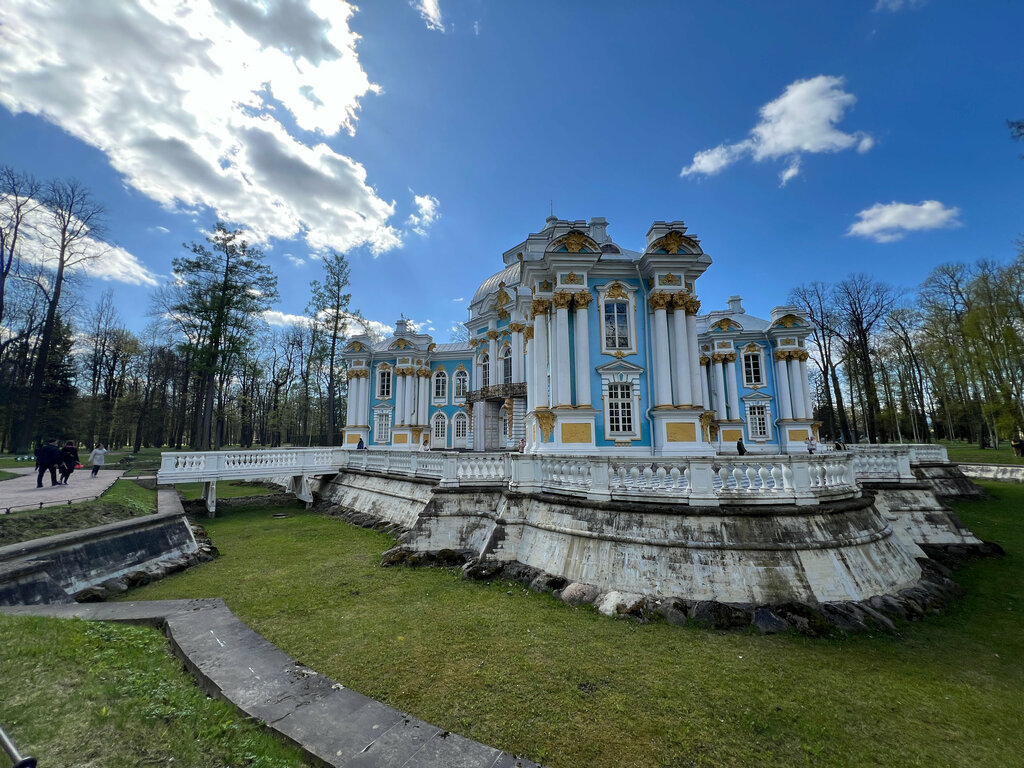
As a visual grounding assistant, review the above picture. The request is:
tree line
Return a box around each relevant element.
[0,166,376,454]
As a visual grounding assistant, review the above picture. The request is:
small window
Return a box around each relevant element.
[604,301,629,350]
[433,370,448,401]
[377,369,392,400]
[743,351,764,387]
[454,369,469,398]
[500,345,513,384]
[453,412,467,439]
[480,353,490,387]
[746,404,770,440]
[607,382,633,434]
[374,411,392,443]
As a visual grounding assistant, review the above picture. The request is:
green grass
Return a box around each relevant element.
[941,439,1024,466]
[0,479,157,547]
[174,480,279,501]
[0,469,17,481]
[0,615,312,767]
[113,484,1024,768]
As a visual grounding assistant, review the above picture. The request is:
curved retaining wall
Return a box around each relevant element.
[315,472,922,605]
[958,463,1024,484]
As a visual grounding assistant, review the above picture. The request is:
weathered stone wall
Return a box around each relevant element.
[958,464,1024,484]
[869,485,982,558]
[311,472,437,529]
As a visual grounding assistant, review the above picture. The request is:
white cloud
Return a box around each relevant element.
[5,194,158,286]
[286,253,306,267]
[263,309,311,327]
[0,0,403,258]
[874,0,926,11]
[412,0,444,32]
[406,193,440,237]
[846,200,962,242]
[681,75,873,184]
[473,20,480,36]
[452,297,464,303]
[148,225,170,234]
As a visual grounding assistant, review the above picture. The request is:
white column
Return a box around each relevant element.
[788,357,805,419]
[406,371,417,425]
[532,302,549,409]
[361,376,370,426]
[799,356,813,420]
[686,307,702,405]
[524,331,534,412]
[727,355,740,421]
[712,358,728,420]
[487,332,498,387]
[700,359,711,409]
[776,355,793,420]
[553,293,572,407]
[344,375,353,427]
[418,372,430,425]
[671,301,692,406]
[651,294,672,407]
[394,371,406,425]
[573,294,592,406]
[511,324,524,384]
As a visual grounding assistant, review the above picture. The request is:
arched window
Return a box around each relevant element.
[433,370,448,402]
[500,345,513,384]
[480,353,490,388]
[453,411,467,439]
[499,406,508,439]
[432,412,447,446]
[454,369,469,399]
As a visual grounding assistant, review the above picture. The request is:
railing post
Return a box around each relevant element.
[587,457,611,501]
[896,450,914,481]
[788,458,816,506]
[439,453,460,487]
[410,452,418,475]
[687,460,718,506]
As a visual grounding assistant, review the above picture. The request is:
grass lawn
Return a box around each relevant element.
[0,479,157,547]
[0,615,311,767]
[0,469,17,481]
[941,439,1024,466]
[107,481,1024,768]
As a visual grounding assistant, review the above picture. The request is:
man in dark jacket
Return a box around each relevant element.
[35,439,61,488]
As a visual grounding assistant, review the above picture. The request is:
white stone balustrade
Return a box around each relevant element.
[160,447,862,509]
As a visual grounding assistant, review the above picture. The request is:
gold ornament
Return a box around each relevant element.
[552,290,573,310]
[573,291,592,308]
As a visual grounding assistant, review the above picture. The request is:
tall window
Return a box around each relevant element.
[453,411,467,439]
[743,351,764,387]
[374,410,392,443]
[480,353,490,387]
[500,345,513,384]
[377,368,392,400]
[433,370,448,401]
[746,404,770,439]
[604,301,629,350]
[454,369,469,398]
[432,413,447,446]
[607,382,633,435]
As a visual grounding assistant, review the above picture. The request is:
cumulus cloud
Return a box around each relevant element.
[285,253,306,267]
[263,309,312,327]
[681,75,873,185]
[412,0,444,32]
[406,193,440,236]
[0,0,403,257]
[847,200,961,242]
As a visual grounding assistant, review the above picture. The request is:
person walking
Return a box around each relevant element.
[35,439,61,488]
[804,435,817,455]
[58,441,80,484]
[87,443,108,477]
[736,438,747,456]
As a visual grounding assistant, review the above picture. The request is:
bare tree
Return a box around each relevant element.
[13,178,107,452]
[0,167,43,357]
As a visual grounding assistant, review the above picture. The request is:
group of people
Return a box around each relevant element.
[34,440,107,488]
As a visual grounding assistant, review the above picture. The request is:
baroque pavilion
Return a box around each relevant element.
[341,216,816,455]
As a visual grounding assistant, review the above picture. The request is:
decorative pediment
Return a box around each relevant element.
[773,314,804,328]
[652,230,700,255]
[595,359,645,376]
[346,340,366,352]
[741,391,773,404]
[550,230,598,254]
[658,273,682,286]
[710,318,740,332]
[390,338,414,350]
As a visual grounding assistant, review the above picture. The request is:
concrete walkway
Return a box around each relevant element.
[0,466,124,513]
[1,599,541,768]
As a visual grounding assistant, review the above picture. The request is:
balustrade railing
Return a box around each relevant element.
[159,446,863,508]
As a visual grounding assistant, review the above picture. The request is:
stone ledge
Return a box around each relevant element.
[0,600,543,768]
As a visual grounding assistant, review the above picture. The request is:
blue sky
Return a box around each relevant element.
[1,0,1020,340]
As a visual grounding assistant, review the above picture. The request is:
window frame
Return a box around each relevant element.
[500,344,513,385]
[376,367,392,401]
[479,353,490,388]
[373,409,393,443]
[453,369,469,400]
[597,282,638,357]
[433,369,448,403]
[431,412,448,447]
[745,402,772,441]
[606,382,634,436]
[453,411,468,440]
[742,347,765,388]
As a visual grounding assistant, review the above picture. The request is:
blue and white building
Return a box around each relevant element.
[342,216,817,455]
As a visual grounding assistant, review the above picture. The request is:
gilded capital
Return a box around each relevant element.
[508,322,525,333]
[552,290,573,310]
[774,350,791,361]
[486,330,500,340]
[699,355,710,366]
[524,326,534,341]
[531,298,550,316]
[573,290,593,309]
[724,353,737,363]
[534,409,555,441]
[648,292,672,311]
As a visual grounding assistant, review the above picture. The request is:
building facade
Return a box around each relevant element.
[342,216,817,455]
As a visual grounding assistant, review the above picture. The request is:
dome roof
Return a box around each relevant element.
[470,261,521,307]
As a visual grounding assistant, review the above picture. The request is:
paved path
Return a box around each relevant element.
[1,599,542,768]
[0,466,124,513]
